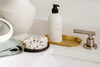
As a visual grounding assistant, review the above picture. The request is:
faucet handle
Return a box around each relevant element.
[73,29,97,50]
[73,29,96,36]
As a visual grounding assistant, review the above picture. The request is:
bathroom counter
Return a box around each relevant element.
[31,44,100,67]
[0,18,100,67]
[0,44,100,67]
[0,50,48,67]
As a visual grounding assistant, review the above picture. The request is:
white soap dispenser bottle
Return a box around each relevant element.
[48,4,62,42]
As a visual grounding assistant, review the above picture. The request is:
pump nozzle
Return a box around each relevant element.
[53,4,59,8]
[52,4,60,13]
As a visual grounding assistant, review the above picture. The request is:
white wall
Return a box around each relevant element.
[32,0,100,27]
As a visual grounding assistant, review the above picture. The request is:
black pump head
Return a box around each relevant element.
[52,4,60,13]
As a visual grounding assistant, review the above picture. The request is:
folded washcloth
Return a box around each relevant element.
[0,38,24,57]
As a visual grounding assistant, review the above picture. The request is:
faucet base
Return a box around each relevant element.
[83,44,97,50]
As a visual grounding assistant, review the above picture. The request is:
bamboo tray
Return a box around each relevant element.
[45,34,82,47]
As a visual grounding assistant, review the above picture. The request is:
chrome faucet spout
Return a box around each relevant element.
[73,29,97,50]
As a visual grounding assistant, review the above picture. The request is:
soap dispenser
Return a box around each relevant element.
[48,4,62,42]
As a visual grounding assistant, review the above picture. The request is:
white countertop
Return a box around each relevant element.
[0,52,45,67]
[0,44,100,67]
[1,18,100,67]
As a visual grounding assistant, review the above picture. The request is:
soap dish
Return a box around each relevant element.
[21,36,50,53]
[45,34,82,47]
[23,43,49,53]
[13,33,50,53]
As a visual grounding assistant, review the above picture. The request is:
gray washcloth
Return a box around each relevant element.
[0,38,24,57]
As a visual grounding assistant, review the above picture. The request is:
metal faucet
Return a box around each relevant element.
[73,29,97,50]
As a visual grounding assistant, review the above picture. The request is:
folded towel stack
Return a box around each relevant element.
[0,39,24,57]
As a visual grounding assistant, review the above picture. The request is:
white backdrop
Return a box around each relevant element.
[32,0,100,27]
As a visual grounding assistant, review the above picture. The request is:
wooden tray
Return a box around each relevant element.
[45,34,82,47]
